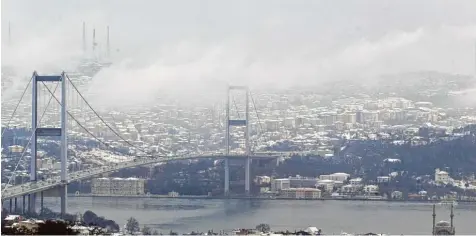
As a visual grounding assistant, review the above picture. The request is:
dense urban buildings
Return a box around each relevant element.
[2,68,476,201]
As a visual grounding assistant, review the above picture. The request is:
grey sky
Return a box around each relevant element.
[2,0,476,106]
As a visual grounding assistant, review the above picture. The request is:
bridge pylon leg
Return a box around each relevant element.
[22,195,25,214]
[245,157,250,196]
[60,185,67,218]
[29,193,36,213]
[40,191,44,213]
[9,199,12,212]
[224,158,230,196]
[14,198,17,213]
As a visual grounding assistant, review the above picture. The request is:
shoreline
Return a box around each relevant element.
[67,193,476,204]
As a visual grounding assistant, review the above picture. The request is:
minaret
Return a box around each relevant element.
[92,28,97,60]
[82,22,86,53]
[450,204,454,229]
[106,26,110,58]
[432,204,436,235]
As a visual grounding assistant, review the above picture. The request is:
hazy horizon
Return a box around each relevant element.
[2,0,476,107]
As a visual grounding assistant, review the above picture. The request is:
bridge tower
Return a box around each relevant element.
[31,72,68,216]
[225,86,251,196]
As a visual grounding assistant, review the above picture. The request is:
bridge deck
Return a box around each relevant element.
[1,153,287,200]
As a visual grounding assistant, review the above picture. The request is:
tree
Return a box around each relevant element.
[256,223,271,233]
[36,220,79,235]
[82,210,119,232]
[125,217,140,234]
[141,225,152,235]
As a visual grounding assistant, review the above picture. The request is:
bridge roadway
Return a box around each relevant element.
[1,152,288,201]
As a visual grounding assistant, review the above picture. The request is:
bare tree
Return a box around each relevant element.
[125,217,140,234]
[141,225,152,235]
[256,223,271,233]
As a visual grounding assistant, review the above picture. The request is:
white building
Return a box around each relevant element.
[349,177,363,185]
[254,176,271,185]
[288,176,320,188]
[341,184,360,194]
[391,190,403,199]
[377,176,390,183]
[363,185,379,194]
[435,169,449,183]
[320,172,350,182]
[271,178,291,192]
[91,177,145,195]
[280,188,321,199]
[91,177,110,195]
[316,179,335,192]
[8,145,23,153]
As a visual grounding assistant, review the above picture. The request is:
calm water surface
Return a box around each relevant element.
[43,197,476,234]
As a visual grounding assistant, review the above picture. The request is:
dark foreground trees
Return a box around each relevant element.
[1,220,78,235]
[1,208,119,235]
[82,210,120,232]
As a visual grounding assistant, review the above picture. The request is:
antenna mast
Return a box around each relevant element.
[92,28,96,52]
[107,26,110,58]
[8,21,11,46]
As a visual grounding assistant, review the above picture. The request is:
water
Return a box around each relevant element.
[43,197,476,234]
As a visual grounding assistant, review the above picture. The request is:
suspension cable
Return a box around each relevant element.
[65,75,151,155]
[41,82,133,156]
[232,96,241,119]
[1,81,59,193]
[250,91,269,152]
[1,75,33,137]
[250,91,264,133]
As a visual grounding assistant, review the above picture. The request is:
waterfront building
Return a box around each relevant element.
[91,177,145,195]
[316,179,335,192]
[271,178,290,192]
[391,190,403,199]
[254,176,271,185]
[288,176,320,188]
[280,188,321,199]
[341,184,360,194]
[91,177,110,195]
[363,185,379,194]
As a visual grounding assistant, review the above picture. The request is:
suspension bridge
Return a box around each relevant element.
[1,71,293,218]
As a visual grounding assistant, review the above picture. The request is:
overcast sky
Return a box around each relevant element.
[2,0,476,106]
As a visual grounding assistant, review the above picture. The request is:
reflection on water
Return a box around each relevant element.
[42,197,476,234]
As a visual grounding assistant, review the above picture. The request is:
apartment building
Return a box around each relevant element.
[280,188,322,199]
[271,178,291,192]
[91,177,145,195]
